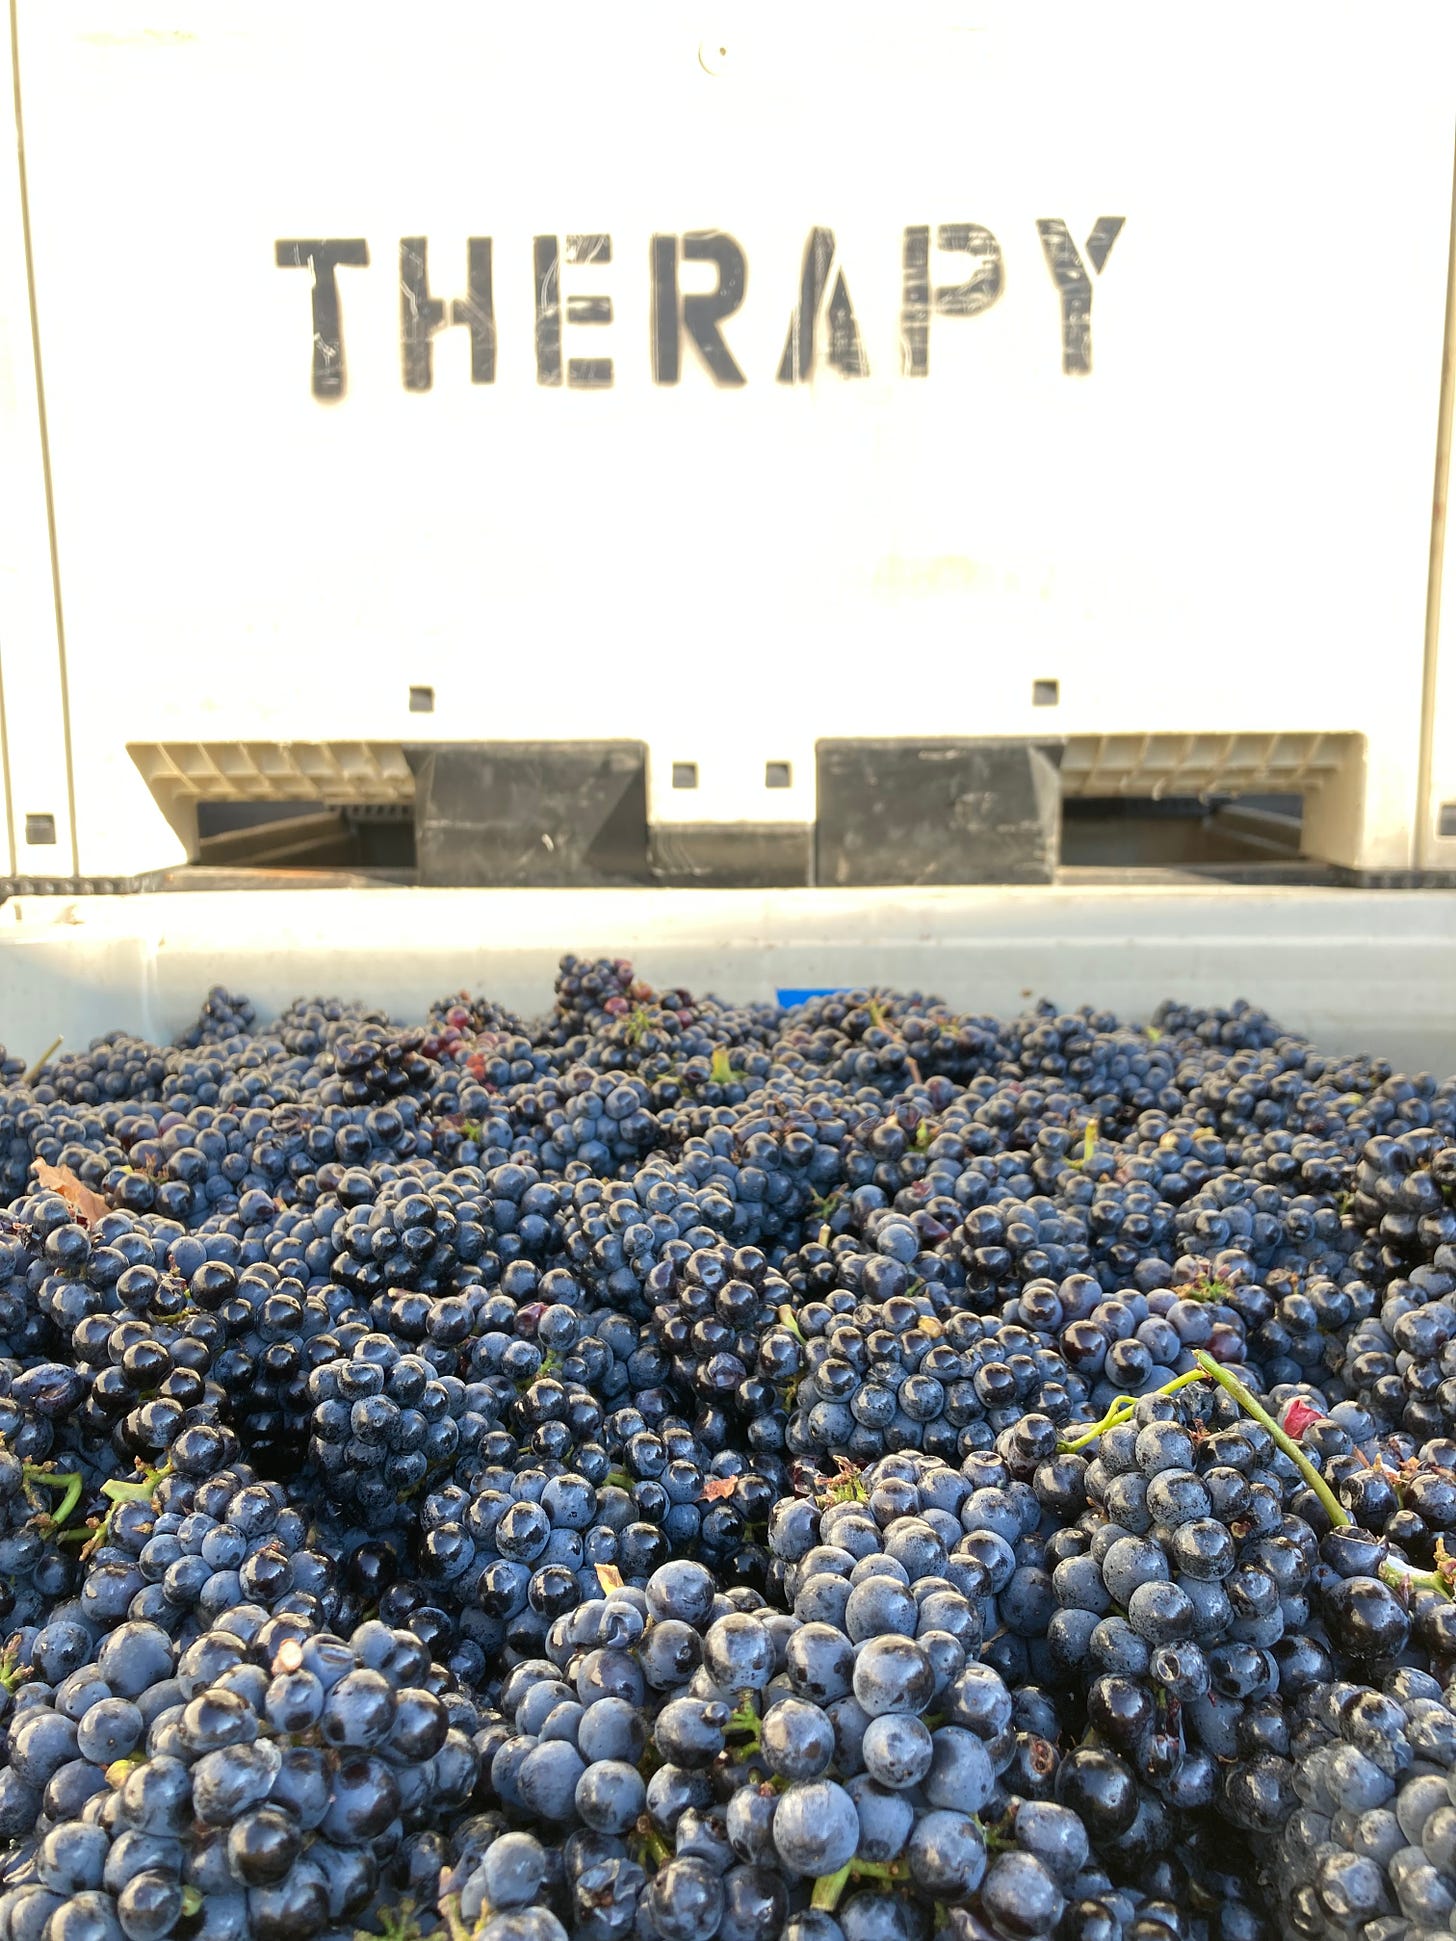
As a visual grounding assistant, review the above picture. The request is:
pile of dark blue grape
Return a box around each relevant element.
[0,966,1453,1941]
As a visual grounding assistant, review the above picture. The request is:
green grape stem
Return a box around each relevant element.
[1190,1351,1453,1603]
[0,1640,31,1694]
[811,1858,906,1911]
[22,1466,83,1531]
[1057,1369,1206,1454]
[101,1464,171,1507]
[82,1460,172,1560]
[1191,1352,1347,1525]
[22,1036,62,1087]
[368,1902,422,1941]
[631,1816,673,1871]
[437,1895,472,1941]
[811,1864,853,1912]
[725,1695,763,1755]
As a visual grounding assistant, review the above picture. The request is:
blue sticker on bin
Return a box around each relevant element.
[775,988,848,1007]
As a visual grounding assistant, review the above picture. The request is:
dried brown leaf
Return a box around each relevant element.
[33,1161,110,1229]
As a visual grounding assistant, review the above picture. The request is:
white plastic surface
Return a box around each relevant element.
[0,5,1454,874]
[1,885,1453,1078]
[1425,154,1456,871]
[0,10,72,878]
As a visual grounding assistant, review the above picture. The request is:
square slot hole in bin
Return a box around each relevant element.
[1032,680,1060,707]
[25,814,56,845]
[672,763,699,789]
[409,686,435,714]
[765,762,792,789]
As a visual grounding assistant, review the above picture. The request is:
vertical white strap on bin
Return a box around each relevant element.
[1418,136,1456,872]
[0,3,75,879]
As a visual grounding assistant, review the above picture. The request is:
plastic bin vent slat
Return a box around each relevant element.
[128,742,416,808]
[128,734,1358,814]
[1057,731,1355,798]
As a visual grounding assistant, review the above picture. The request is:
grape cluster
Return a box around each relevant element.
[0,1606,479,1941]
[0,965,1451,1941]
[175,988,257,1051]
[1270,1664,1456,1937]
[308,1332,484,1522]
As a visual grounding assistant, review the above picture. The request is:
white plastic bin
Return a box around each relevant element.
[0,5,1453,881]
[1,885,1453,1079]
